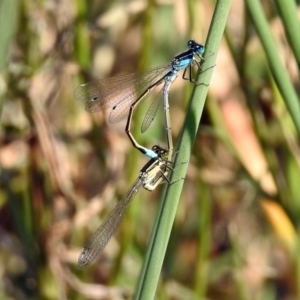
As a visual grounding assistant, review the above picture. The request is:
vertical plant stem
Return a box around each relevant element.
[194,182,211,299]
[134,1,233,299]
[273,0,300,68]
[0,0,19,116]
[245,0,300,136]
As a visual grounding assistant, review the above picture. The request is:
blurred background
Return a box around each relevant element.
[0,0,300,299]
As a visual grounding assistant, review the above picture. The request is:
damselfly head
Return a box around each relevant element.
[187,40,205,55]
[152,145,167,156]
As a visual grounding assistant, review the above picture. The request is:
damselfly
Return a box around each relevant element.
[78,63,176,268]
[74,40,205,159]
[78,145,174,268]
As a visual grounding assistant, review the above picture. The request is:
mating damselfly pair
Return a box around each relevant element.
[75,40,206,267]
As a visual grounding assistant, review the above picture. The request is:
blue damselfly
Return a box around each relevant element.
[75,40,205,158]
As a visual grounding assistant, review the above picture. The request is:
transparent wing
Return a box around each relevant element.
[108,81,161,124]
[108,95,133,124]
[141,88,163,133]
[78,178,143,268]
[74,63,171,119]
